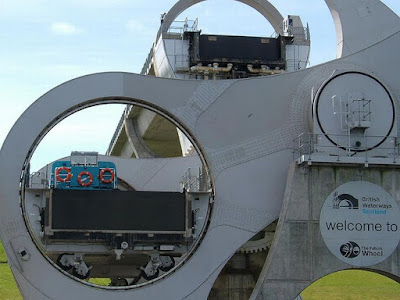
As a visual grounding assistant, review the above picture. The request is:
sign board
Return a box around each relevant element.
[320,181,400,266]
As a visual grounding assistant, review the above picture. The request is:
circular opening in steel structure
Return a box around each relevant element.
[20,98,214,290]
[314,71,396,152]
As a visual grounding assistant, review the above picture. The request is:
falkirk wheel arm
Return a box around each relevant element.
[325,0,400,58]
[1,0,400,299]
[161,0,284,35]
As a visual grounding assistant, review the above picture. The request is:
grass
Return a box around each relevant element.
[0,242,7,263]
[301,270,400,300]
[0,242,398,299]
[0,264,22,300]
[0,243,22,300]
[88,278,111,286]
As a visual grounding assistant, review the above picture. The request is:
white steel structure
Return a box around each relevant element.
[0,1,399,299]
[108,0,311,161]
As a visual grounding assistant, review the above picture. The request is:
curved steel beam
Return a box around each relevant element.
[162,0,284,35]
[124,118,159,158]
[0,66,312,299]
[325,0,400,58]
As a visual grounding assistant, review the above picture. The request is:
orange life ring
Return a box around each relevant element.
[77,171,93,187]
[55,166,72,182]
[99,168,115,184]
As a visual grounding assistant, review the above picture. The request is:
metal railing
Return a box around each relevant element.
[168,18,198,35]
[181,168,200,192]
[106,105,133,155]
[180,167,210,192]
[293,133,400,165]
[286,58,309,71]
[272,24,310,42]
[288,26,310,43]
[140,46,155,75]
[29,171,49,189]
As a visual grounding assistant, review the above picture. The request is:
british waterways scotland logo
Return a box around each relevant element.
[333,192,359,209]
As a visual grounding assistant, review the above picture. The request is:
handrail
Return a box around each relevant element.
[166,18,199,35]
[140,46,155,75]
[180,167,210,192]
[106,106,132,155]
[293,133,399,165]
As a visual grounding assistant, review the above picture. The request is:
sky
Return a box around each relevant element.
[0,0,399,171]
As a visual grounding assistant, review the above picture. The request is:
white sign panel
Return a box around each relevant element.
[320,181,400,266]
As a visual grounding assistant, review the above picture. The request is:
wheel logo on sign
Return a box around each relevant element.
[340,241,360,258]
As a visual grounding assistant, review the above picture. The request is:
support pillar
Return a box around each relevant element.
[251,163,400,299]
